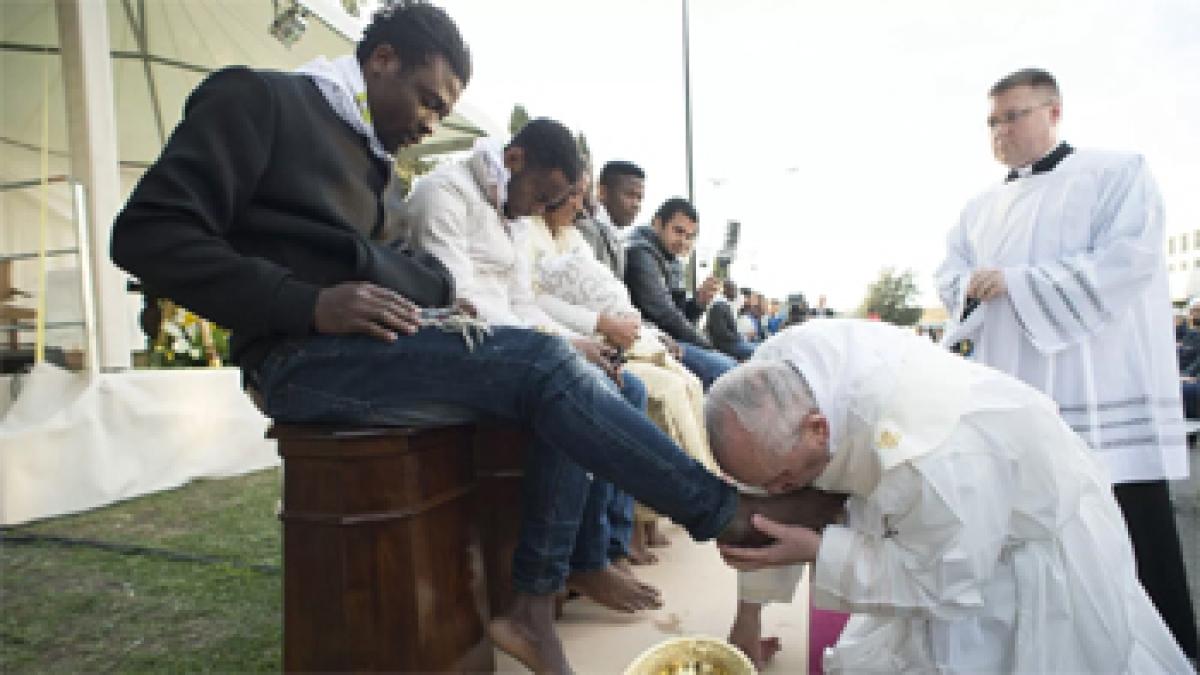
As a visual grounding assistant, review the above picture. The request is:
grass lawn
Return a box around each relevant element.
[1,468,283,672]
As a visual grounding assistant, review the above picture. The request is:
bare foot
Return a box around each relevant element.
[629,523,659,565]
[717,488,848,547]
[489,594,573,674]
[553,590,577,620]
[735,636,781,670]
[609,562,665,609]
[645,521,671,548]
[567,565,662,612]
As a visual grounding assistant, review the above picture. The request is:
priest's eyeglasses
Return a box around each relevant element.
[987,101,1053,129]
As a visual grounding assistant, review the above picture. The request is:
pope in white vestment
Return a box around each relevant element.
[709,320,1193,673]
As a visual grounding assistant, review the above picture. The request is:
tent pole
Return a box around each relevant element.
[55,0,131,371]
[682,0,698,291]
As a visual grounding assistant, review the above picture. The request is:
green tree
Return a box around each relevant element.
[509,104,531,135]
[858,267,923,326]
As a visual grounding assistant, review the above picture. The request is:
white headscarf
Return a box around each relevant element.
[295,55,393,163]
[468,136,510,211]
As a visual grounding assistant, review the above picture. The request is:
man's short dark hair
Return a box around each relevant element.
[653,197,698,226]
[598,161,645,188]
[356,1,472,86]
[509,118,582,183]
[989,68,1059,100]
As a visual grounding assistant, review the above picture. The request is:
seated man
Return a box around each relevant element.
[576,160,644,279]
[765,298,784,335]
[571,163,695,559]
[578,159,688,376]
[706,279,756,361]
[625,198,736,387]
[708,320,1194,673]
[110,5,835,672]
[390,118,661,612]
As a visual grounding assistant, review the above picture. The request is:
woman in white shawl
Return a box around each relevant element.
[707,319,1193,674]
[526,183,716,563]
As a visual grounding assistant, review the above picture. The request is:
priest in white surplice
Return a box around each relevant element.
[708,320,1193,674]
[934,67,1196,659]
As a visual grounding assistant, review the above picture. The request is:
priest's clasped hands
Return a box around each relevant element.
[966,268,1008,301]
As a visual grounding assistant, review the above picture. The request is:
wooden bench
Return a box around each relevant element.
[472,424,530,618]
[272,422,528,673]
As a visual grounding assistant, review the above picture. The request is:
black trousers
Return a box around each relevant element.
[1113,479,1198,658]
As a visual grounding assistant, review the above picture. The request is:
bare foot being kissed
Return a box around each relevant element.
[717,487,847,547]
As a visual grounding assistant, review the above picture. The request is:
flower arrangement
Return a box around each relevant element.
[148,299,228,368]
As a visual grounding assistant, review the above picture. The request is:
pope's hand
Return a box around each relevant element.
[718,514,821,571]
[966,268,1007,301]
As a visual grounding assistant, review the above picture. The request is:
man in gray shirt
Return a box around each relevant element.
[576,160,644,277]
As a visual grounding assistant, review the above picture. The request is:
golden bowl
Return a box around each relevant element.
[624,636,757,675]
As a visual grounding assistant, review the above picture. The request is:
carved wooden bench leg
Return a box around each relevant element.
[472,424,530,618]
[273,424,493,673]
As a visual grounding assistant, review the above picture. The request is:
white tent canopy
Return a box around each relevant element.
[1,0,492,363]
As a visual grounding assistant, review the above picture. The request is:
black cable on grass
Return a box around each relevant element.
[0,530,279,575]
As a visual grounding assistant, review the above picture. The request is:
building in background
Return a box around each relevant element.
[1166,226,1200,303]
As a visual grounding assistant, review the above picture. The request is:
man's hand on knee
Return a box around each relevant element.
[314,281,421,342]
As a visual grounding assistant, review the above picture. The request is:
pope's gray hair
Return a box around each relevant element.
[705,361,820,462]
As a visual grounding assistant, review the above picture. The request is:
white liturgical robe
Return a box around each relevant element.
[935,148,1187,483]
[746,321,1192,673]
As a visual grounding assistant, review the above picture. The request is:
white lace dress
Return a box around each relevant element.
[526,219,714,470]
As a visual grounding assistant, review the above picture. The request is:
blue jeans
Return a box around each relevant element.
[729,340,757,362]
[605,374,641,563]
[254,328,736,594]
[606,489,635,559]
[517,369,647,587]
[569,479,635,567]
[679,342,738,389]
[568,371,645,573]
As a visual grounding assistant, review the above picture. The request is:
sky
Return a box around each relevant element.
[432,0,1200,312]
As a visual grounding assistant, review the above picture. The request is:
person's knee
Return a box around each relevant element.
[710,348,737,373]
[681,344,735,386]
[512,330,594,401]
